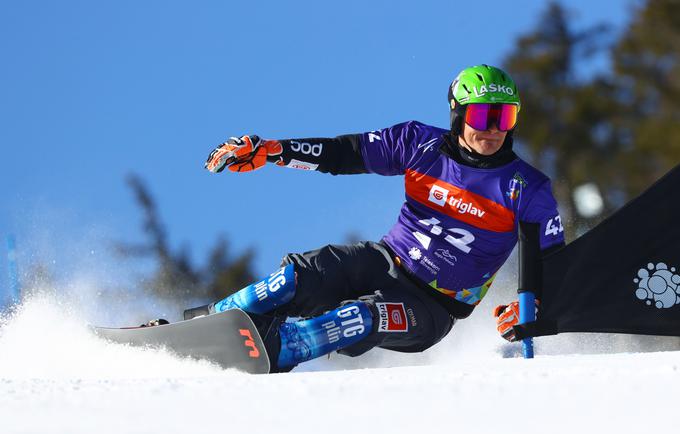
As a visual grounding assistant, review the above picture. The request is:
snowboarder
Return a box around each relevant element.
[189,64,565,372]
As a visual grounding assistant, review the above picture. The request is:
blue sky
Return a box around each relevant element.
[0,0,634,298]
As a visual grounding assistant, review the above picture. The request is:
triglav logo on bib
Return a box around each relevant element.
[428,185,449,206]
[634,262,680,309]
[427,185,486,218]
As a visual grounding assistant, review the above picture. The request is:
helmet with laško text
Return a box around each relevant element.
[448,64,521,135]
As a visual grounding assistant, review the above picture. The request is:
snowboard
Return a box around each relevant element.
[93,308,270,374]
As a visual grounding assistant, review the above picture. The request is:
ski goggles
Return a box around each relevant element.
[464,103,519,132]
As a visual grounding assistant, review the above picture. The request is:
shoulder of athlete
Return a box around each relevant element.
[397,121,449,157]
[404,120,448,141]
[510,157,560,213]
[370,120,447,142]
[511,157,552,187]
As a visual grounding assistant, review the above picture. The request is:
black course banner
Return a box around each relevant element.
[514,164,680,339]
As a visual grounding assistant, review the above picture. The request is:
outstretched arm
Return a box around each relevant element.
[205,134,366,175]
[205,121,430,176]
[275,135,366,175]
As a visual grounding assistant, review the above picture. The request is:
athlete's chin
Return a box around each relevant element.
[474,140,503,155]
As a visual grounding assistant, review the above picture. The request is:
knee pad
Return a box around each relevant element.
[277,301,374,368]
[213,264,296,315]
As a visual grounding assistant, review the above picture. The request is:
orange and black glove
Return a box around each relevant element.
[205,135,283,173]
[493,299,539,342]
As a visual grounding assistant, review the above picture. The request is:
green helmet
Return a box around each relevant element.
[448,64,521,134]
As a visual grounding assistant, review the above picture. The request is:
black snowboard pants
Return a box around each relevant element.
[276,241,455,357]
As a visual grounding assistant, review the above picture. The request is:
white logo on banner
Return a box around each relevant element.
[634,262,680,309]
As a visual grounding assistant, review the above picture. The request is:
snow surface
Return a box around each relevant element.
[2,294,679,434]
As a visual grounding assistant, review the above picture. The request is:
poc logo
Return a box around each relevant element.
[428,185,449,207]
[290,140,323,157]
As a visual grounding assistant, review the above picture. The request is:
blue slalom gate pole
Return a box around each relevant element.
[518,291,535,359]
[518,222,541,359]
[6,235,20,306]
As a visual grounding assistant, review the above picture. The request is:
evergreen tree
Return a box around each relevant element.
[502,2,614,236]
[118,174,256,302]
[611,0,680,197]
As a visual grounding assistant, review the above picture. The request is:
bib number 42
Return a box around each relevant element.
[417,217,475,253]
[545,216,564,236]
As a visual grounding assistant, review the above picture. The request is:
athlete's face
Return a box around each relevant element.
[459,122,508,156]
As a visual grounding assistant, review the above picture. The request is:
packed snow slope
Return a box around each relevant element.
[1,294,679,434]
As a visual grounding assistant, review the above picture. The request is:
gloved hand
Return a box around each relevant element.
[493,299,539,342]
[205,135,283,173]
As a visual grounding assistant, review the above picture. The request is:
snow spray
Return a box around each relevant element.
[6,235,20,308]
